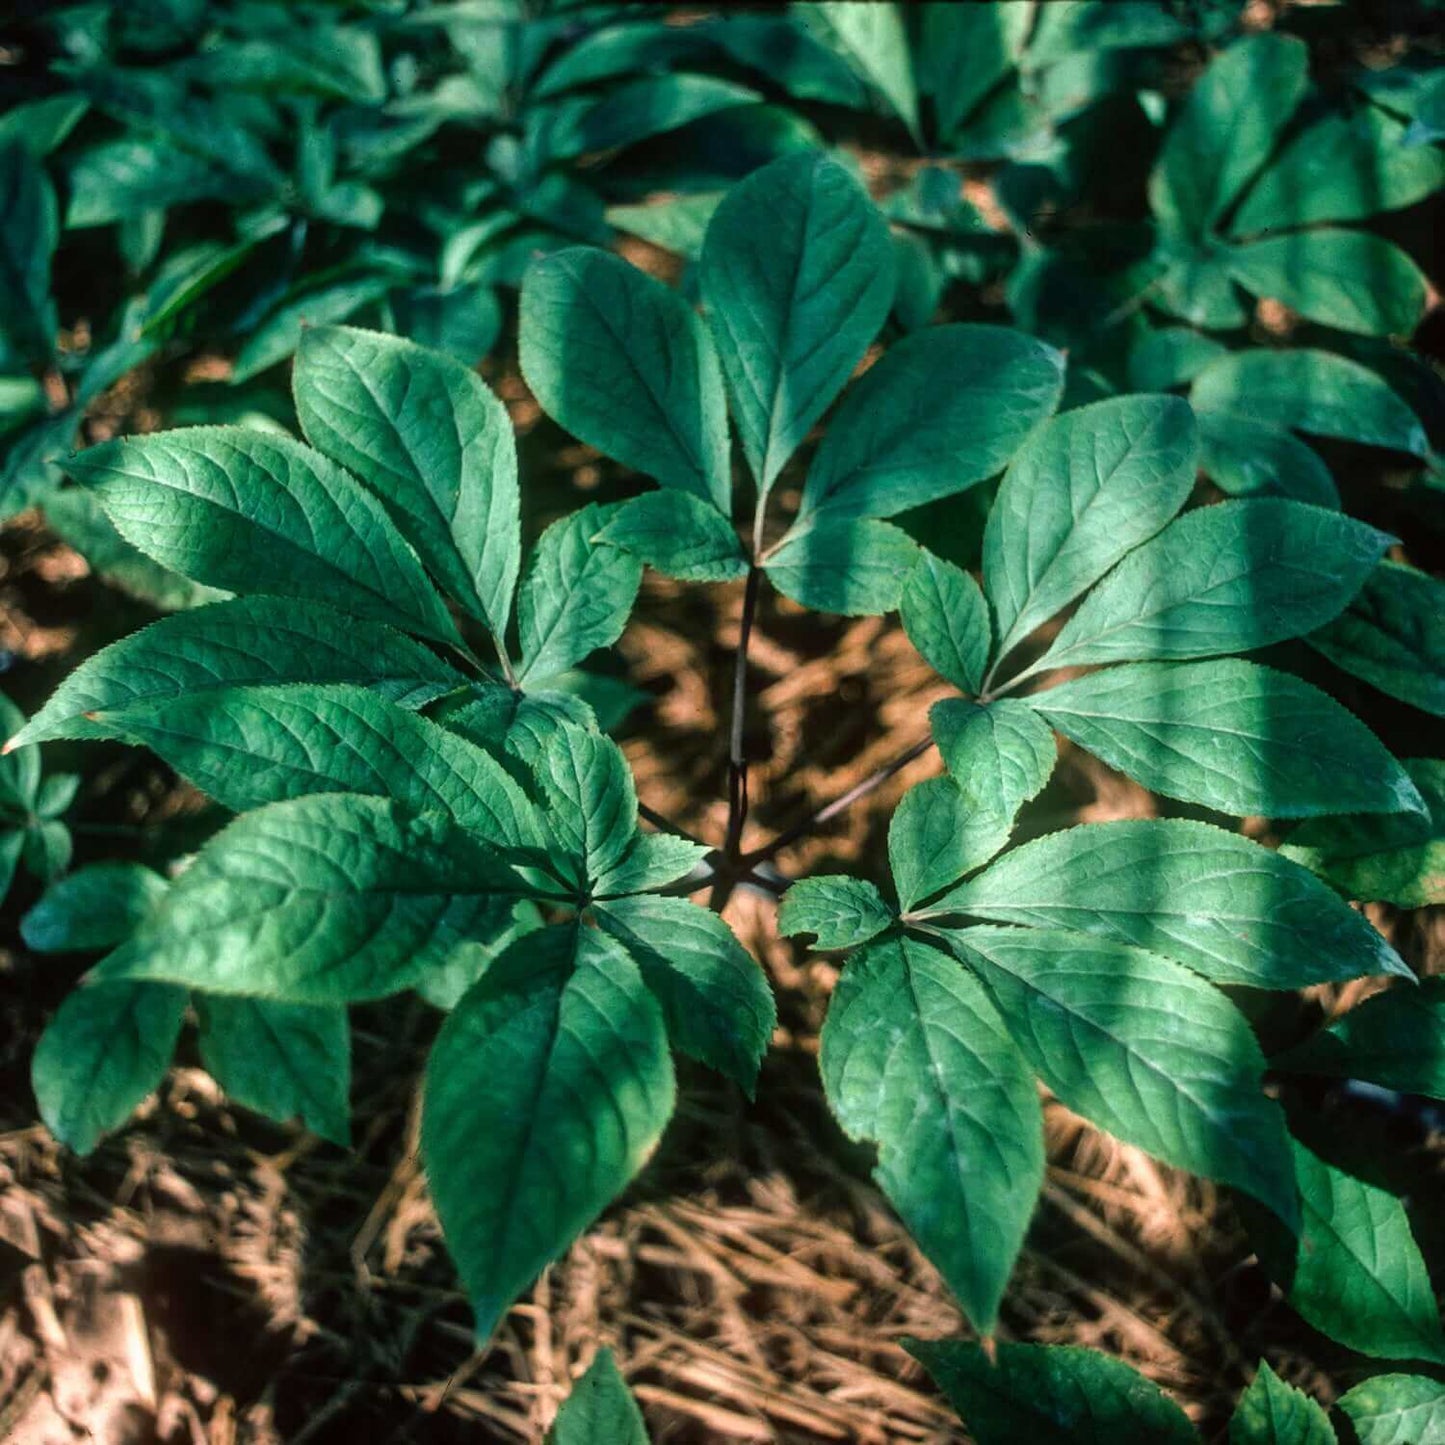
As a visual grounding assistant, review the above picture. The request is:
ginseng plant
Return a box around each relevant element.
[18,153,1444,1379]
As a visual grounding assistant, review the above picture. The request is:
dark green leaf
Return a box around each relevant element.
[521,249,731,512]
[1228,1362,1335,1445]
[518,504,642,684]
[549,1349,649,1445]
[904,1339,1196,1445]
[779,875,894,950]
[66,428,460,645]
[1247,1139,1445,1364]
[924,819,1409,989]
[1337,1375,1445,1445]
[0,142,58,361]
[983,395,1199,664]
[537,721,636,886]
[32,981,187,1155]
[230,278,393,385]
[594,492,747,582]
[916,4,1030,144]
[64,138,236,226]
[1030,659,1421,818]
[797,2,919,141]
[764,518,917,616]
[1040,500,1390,670]
[952,926,1298,1229]
[594,833,709,899]
[294,326,520,640]
[1196,411,1339,509]
[700,152,894,494]
[21,863,169,952]
[1127,328,1229,391]
[93,795,530,1003]
[799,325,1063,522]
[422,925,674,1343]
[820,935,1043,1334]
[197,996,350,1145]
[888,777,978,912]
[596,894,775,1093]
[899,551,991,694]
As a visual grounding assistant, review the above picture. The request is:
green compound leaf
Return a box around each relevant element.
[65,428,460,645]
[21,863,169,953]
[764,517,918,616]
[32,981,187,1156]
[899,550,991,694]
[1310,562,1445,718]
[1232,106,1445,234]
[1225,231,1428,339]
[0,142,59,362]
[1228,1362,1336,1445]
[9,596,463,749]
[92,795,532,1004]
[904,1339,1196,1445]
[1148,32,1309,236]
[537,722,637,888]
[521,249,731,513]
[90,683,542,851]
[548,1349,650,1445]
[594,491,747,583]
[1337,1374,1445,1445]
[1191,350,1430,458]
[820,935,1043,1334]
[196,996,351,1146]
[1274,977,1445,1102]
[422,925,674,1345]
[1245,1139,1445,1365]
[983,395,1199,664]
[1040,500,1390,671]
[1029,659,1422,819]
[518,504,643,684]
[593,832,709,899]
[700,151,894,495]
[798,325,1063,522]
[924,819,1409,990]
[951,926,1298,1230]
[595,894,775,1094]
[1196,412,1339,510]
[293,326,520,640]
[779,875,894,950]
[888,777,978,912]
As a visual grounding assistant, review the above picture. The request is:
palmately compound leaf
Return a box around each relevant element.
[899,551,991,694]
[763,517,918,616]
[517,503,643,684]
[1190,350,1430,459]
[1040,500,1390,671]
[1231,105,1445,235]
[1029,659,1422,819]
[89,683,543,852]
[951,927,1298,1230]
[1228,1362,1337,1445]
[904,1339,1196,1445]
[778,875,894,950]
[699,151,894,495]
[7,596,464,748]
[923,819,1409,990]
[32,981,187,1155]
[548,1349,650,1445]
[92,795,532,1004]
[196,996,351,1146]
[1148,32,1309,236]
[1245,1138,1445,1365]
[538,721,637,889]
[1337,1375,1445,1445]
[520,249,731,514]
[21,862,169,953]
[820,935,1043,1334]
[594,491,747,583]
[595,894,775,1094]
[1310,562,1445,718]
[1224,231,1428,339]
[1273,978,1445,1104]
[422,925,674,1344]
[293,326,520,641]
[982,394,1199,665]
[65,428,461,645]
[798,324,1064,522]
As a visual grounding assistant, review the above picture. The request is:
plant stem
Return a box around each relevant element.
[742,733,935,869]
[638,801,704,846]
[712,562,764,908]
